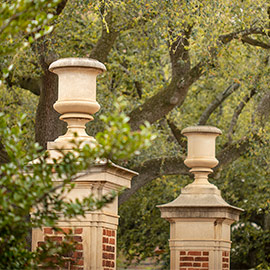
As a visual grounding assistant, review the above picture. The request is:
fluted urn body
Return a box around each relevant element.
[49,58,106,117]
[181,126,222,173]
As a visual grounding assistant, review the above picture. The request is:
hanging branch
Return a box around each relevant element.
[227,88,257,141]
[253,90,270,127]
[119,63,143,98]
[198,82,241,125]
[228,55,269,140]
[166,119,187,149]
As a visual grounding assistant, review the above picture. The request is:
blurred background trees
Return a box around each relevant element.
[1,0,270,269]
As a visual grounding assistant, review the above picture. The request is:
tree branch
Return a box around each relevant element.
[253,90,270,126]
[119,63,143,98]
[121,89,270,205]
[16,76,41,96]
[55,0,68,16]
[127,25,205,131]
[120,25,270,205]
[119,129,266,205]
[0,141,9,165]
[166,119,187,149]
[169,26,192,78]
[228,88,257,141]
[129,61,204,130]
[90,12,119,63]
[215,137,252,172]
[213,88,270,174]
[118,156,187,205]
[90,29,118,63]
[218,27,267,45]
[117,9,158,32]
[198,82,241,125]
[241,36,270,49]
[228,55,269,139]
[0,11,24,35]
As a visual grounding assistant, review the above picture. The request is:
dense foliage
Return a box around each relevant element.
[0,101,154,269]
[0,0,63,82]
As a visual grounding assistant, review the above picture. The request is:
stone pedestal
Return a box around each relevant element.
[158,126,243,270]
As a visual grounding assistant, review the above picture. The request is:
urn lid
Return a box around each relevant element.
[49,58,106,73]
[181,126,222,135]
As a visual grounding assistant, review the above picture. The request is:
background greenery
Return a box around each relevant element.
[1,0,270,269]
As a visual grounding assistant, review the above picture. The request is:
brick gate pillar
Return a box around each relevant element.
[31,58,137,270]
[158,126,243,270]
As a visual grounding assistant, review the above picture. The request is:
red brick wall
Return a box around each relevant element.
[102,228,116,270]
[222,251,230,270]
[179,251,209,270]
[39,227,84,270]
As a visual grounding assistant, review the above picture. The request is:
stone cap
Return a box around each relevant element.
[93,160,139,179]
[66,161,138,189]
[181,126,222,135]
[158,192,243,209]
[31,159,138,189]
[158,187,243,222]
[159,192,229,208]
[49,58,107,73]
[158,204,242,222]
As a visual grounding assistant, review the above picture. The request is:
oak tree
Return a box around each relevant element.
[2,0,270,268]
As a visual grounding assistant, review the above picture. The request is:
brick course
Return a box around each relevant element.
[222,251,230,270]
[179,251,209,270]
[102,228,116,270]
[38,227,84,270]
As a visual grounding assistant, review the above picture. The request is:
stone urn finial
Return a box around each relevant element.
[181,126,222,188]
[158,126,243,270]
[48,58,106,146]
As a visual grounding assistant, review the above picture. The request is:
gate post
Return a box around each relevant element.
[31,58,137,270]
[158,126,243,270]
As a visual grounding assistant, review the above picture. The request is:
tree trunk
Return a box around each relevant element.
[35,69,66,149]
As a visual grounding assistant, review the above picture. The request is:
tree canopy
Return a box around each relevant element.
[1,0,270,269]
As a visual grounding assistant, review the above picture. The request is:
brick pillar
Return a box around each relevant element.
[158,126,243,270]
[31,58,138,270]
[32,164,136,270]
